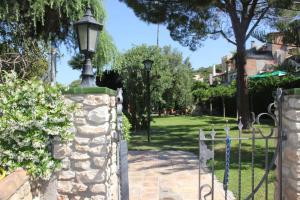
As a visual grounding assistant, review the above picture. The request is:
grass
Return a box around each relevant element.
[128,115,276,199]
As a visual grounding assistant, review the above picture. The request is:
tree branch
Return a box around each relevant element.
[225,0,244,40]
[245,6,270,41]
[243,0,259,31]
[211,30,237,45]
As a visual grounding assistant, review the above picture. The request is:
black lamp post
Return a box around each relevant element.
[143,59,153,142]
[296,25,300,46]
[74,7,103,87]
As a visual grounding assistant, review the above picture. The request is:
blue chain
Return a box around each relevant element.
[223,135,231,191]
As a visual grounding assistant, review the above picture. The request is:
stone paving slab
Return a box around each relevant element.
[128,150,235,200]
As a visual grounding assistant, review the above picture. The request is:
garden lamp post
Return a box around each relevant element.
[143,59,153,142]
[296,25,300,46]
[74,7,103,87]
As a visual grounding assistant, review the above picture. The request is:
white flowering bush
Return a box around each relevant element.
[0,72,75,180]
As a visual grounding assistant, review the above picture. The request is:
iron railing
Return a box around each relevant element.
[199,88,285,200]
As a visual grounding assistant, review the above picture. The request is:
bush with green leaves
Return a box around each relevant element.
[0,72,74,180]
[122,113,132,142]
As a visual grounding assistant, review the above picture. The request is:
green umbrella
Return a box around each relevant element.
[249,70,287,79]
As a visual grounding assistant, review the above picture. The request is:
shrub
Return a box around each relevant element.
[0,72,75,180]
[122,113,132,142]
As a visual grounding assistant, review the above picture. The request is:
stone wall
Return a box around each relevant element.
[54,93,118,200]
[0,169,32,200]
[276,93,300,200]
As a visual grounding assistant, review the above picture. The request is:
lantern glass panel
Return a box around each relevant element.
[78,24,88,51]
[88,24,99,52]
[144,63,151,71]
[143,60,153,71]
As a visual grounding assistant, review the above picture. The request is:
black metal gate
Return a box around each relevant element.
[198,88,285,200]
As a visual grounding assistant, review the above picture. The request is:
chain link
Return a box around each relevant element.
[223,135,231,197]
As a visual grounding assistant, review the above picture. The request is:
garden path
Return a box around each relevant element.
[128,150,235,200]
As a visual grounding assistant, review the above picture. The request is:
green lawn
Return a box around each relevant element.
[129,115,276,199]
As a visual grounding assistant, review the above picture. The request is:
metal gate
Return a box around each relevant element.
[117,88,129,200]
[198,88,285,200]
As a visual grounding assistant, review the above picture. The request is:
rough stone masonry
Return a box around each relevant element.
[276,93,300,200]
[54,93,118,200]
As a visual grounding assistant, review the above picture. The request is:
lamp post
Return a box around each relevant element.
[143,59,153,142]
[74,7,103,87]
[296,25,300,46]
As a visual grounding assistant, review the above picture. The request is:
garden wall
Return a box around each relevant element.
[275,89,300,200]
[53,88,119,200]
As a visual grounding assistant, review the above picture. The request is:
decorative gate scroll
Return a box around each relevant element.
[199,88,285,200]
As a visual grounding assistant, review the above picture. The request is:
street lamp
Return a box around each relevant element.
[74,7,103,87]
[143,59,153,142]
[296,25,300,46]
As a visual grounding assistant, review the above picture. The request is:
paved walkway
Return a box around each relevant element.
[128,150,234,200]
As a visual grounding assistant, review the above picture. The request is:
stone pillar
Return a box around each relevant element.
[276,92,300,200]
[54,90,118,200]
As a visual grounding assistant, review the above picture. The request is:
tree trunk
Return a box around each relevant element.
[132,97,138,131]
[222,97,225,119]
[236,43,250,129]
[158,102,162,117]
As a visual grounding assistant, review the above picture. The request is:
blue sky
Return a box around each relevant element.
[56,0,256,85]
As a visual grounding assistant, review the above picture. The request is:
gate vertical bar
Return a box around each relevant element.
[211,128,215,200]
[265,139,269,200]
[211,140,215,200]
[224,123,230,200]
[238,118,243,200]
[198,131,201,200]
[116,89,122,200]
[251,125,255,200]
[277,88,283,200]
[117,88,129,200]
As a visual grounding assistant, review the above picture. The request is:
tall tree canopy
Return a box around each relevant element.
[120,0,294,128]
[0,0,104,47]
[0,0,117,79]
[117,45,172,130]
[161,46,193,113]
[118,45,193,130]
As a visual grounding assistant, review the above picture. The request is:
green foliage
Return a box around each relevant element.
[122,113,132,142]
[118,45,193,129]
[248,75,300,93]
[117,45,172,129]
[120,0,293,50]
[0,71,75,180]
[212,84,235,99]
[192,81,211,103]
[0,0,105,46]
[120,0,294,127]
[0,0,116,78]
[161,46,193,111]
[192,83,235,104]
